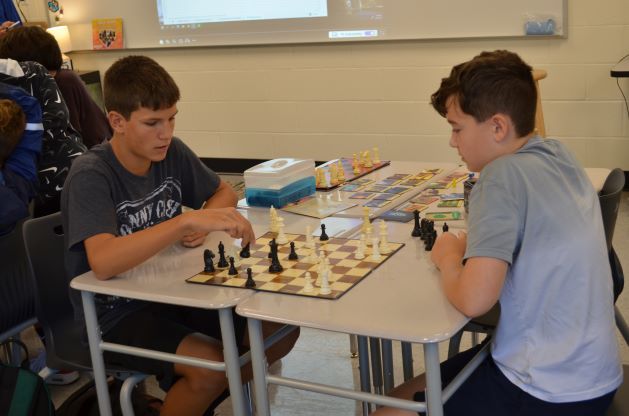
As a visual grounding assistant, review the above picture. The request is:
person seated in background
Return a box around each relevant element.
[0,25,112,148]
[0,57,85,217]
[0,98,33,234]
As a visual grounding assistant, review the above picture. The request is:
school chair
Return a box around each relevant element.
[22,212,146,415]
[448,168,626,358]
[0,218,37,365]
[532,69,547,138]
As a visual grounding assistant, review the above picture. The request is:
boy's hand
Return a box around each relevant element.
[181,231,208,248]
[182,207,255,247]
[431,231,467,270]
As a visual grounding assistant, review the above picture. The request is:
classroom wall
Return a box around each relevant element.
[62,0,629,169]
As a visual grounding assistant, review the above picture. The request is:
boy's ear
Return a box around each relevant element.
[490,114,511,143]
[108,111,126,133]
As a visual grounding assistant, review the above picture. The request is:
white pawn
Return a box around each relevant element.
[303,272,314,293]
[365,224,373,246]
[378,220,392,254]
[319,268,332,295]
[370,237,381,261]
[355,234,366,260]
[276,217,288,244]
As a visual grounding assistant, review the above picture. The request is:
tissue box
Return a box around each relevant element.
[244,158,316,208]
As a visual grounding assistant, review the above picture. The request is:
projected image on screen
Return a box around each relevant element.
[157,0,328,25]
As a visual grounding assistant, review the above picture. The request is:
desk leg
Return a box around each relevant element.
[424,342,443,416]
[401,342,414,382]
[357,336,371,416]
[247,318,270,416]
[218,309,248,416]
[381,339,394,394]
[369,337,383,396]
[81,291,113,416]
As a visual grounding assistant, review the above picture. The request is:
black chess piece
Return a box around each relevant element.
[240,243,251,258]
[319,224,329,241]
[217,241,228,268]
[245,268,256,288]
[411,210,421,237]
[203,249,215,273]
[442,222,449,233]
[288,241,298,260]
[268,239,276,258]
[228,257,238,275]
[268,245,284,273]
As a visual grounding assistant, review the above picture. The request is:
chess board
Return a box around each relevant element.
[316,158,390,190]
[186,232,404,299]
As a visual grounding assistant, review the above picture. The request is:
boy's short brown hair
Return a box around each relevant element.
[0,99,26,167]
[0,26,63,71]
[431,50,537,138]
[104,55,180,119]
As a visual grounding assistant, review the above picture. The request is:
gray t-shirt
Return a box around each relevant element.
[466,136,622,402]
[61,137,220,334]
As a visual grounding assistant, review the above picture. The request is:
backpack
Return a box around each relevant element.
[0,339,55,416]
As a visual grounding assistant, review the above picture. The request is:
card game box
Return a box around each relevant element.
[245,158,316,208]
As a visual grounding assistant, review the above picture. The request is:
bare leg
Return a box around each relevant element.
[370,373,426,416]
[161,333,228,416]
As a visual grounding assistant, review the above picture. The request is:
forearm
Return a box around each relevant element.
[438,254,468,314]
[203,180,238,209]
[86,215,186,280]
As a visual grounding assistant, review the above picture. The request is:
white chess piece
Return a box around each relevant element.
[361,206,371,233]
[365,224,373,246]
[379,220,392,254]
[370,237,381,261]
[270,206,279,233]
[276,217,288,244]
[373,147,381,164]
[355,234,366,260]
[319,268,332,295]
[303,272,314,293]
[306,225,314,248]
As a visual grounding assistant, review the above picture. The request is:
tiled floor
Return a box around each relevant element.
[40,190,629,415]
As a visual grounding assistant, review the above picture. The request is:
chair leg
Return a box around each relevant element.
[120,373,148,416]
[447,329,464,358]
[349,334,358,358]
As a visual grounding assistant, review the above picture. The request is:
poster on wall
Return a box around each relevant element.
[92,18,124,50]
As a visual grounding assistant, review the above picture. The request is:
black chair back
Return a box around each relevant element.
[0,218,36,338]
[598,168,625,301]
[22,212,92,371]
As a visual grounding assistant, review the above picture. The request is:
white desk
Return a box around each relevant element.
[236,219,470,416]
[69,209,363,416]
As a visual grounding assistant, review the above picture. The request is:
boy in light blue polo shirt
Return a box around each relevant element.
[374,50,622,415]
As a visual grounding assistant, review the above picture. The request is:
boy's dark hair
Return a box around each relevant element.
[0,99,26,167]
[104,55,180,119]
[431,50,537,137]
[0,26,62,71]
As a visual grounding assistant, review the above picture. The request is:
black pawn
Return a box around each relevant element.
[228,256,238,275]
[411,210,421,237]
[217,241,229,268]
[245,268,256,288]
[442,222,449,233]
[203,249,215,273]
[288,241,298,260]
[240,243,251,258]
[319,224,329,241]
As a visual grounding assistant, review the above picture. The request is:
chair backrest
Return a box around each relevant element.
[22,212,92,370]
[598,168,625,301]
[0,218,36,340]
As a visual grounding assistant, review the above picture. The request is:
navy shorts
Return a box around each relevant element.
[102,302,247,391]
[414,343,616,416]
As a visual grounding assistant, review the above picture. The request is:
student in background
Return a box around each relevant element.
[372,50,621,416]
[62,55,299,415]
[0,25,112,148]
[0,58,85,216]
[0,98,33,234]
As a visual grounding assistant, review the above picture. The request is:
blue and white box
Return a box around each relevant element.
[244,158,316,208]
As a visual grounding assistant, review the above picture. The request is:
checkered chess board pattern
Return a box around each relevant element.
[186,232,404,299]
[316,158,390,190]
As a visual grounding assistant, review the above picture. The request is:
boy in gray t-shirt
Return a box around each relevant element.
[61,56,299,415]
[373,51,621,416]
